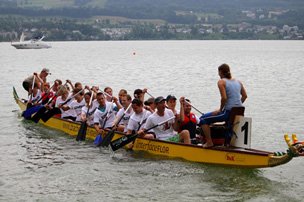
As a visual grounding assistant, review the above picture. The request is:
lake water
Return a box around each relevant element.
[0,40,304,201]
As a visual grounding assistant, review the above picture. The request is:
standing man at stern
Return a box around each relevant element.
[22,68,51,92]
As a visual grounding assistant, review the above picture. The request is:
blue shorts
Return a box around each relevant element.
[199,110,230,125]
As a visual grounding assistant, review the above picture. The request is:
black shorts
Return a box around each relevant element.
[22,81,30,92]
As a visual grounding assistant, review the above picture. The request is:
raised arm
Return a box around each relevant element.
[179,97,185,122]
[66,80,75,90]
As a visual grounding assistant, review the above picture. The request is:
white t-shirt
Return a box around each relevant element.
[116,107,134,133]
[68,99,85,122]
[194,114,200,124]
[55,95,74,118]
[31,89,42,104]
[93,101,115,129]
[127,109,152,133]
[144,108,176,140]
[169,108,180,116]
[112,103,119,115]
[81,100,99,126]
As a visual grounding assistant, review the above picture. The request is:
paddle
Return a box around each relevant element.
[31,92,60,123]
[146,91,154,98]
[96,101,114,147]
[110,116,175,151]
[26,74,36,109]
[31,83,68,123]
[185,100,204,115]
[103,91,112,99]
[104,90,125,111]
[40,88,85,123]
[34,82,55,105]
[22,83,55,119]
[100,103,132,147]
[76,91,94,141]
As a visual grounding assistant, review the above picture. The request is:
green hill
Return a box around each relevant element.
[3,0,107,8]
[1,0,304,10]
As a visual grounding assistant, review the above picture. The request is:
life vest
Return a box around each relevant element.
[47,91,54,99]
[41,91,56,105]
[180,113,197,139]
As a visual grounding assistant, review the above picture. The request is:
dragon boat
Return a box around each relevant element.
[13,87,304,168]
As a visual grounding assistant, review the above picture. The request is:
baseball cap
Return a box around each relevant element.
[166,95,176,102]
[154,96,166,104]
[42,68,51,75]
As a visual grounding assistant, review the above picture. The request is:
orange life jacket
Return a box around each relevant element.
[180,113,197,139]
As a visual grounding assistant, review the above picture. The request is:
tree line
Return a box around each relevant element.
[1,6,304,28]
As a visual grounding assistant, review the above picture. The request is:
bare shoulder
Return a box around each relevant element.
[217,79,225,86]
[237,79,244,86]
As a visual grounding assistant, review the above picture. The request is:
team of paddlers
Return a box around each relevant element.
[22,64,247,148]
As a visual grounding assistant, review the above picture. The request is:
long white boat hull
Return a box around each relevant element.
[11,41,51,49]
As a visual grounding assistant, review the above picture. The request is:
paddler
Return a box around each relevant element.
[22,68,50,92]
[113,94,133,133]
[61,88,86,122]
[93,92,116,135]
[126,98,153,138]
[81,91,99,126]
[138,96,191,144]
[178,97,201,144]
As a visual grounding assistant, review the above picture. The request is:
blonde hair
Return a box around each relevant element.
[57,85,68,95]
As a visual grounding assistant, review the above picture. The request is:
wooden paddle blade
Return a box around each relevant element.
[110,133,138,151]
[99,130,115,147]
[41,108,61,122]
[76,122,87,141]
[94,134,103,145]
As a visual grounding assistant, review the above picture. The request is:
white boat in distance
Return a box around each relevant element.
[11,32,51,49]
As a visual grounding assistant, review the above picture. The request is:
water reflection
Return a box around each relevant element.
[110,151,299,201]
[18,121,65,169]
